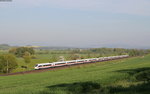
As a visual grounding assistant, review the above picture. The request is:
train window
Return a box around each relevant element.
[77,60,83,62]
[67,62,75,63]
[35,65,38,67]
[55,63,66,65]
[42,64,52,67]
[46,64,51,66]
[38,65,42,67]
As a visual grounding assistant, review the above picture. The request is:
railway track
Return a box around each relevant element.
[0,57,129,76]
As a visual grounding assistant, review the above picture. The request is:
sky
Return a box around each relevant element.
[0,0,150,48]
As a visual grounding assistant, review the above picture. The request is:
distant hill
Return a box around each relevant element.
[0,44,11,50]
[0,44,83,50]
[22,45,76,50]
[37,46,80,50]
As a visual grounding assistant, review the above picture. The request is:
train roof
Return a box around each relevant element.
[37,63,52,65]
[65,60,76,62]
[76,59,84,61]
[53,61,66,64]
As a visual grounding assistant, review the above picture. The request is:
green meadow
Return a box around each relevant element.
[0,54,150,94]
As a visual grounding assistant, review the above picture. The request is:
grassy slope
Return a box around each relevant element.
[0,55,150,94]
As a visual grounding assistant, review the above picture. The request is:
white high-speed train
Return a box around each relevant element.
[34,55,129,70]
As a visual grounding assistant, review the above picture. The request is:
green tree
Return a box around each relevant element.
[9,47,35,57]
[8,47,17,54]
[23,51,31,64]
[0,54,18,73]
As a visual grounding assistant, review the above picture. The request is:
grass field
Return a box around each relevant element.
[0,55,150,94]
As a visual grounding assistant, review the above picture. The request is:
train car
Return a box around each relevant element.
[34,63,53,69]
[75,60,84,64]
[66,60,76,65]
[53,61,67,67]
[82,59,91,63]
[98,57,104,61]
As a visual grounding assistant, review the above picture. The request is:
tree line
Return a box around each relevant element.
[35,48,150,63]
[36,48,150,57]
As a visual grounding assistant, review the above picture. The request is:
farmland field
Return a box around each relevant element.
[0,54,150,94]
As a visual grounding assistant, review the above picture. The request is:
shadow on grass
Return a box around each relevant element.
[39,82,150,94]
[116,67,150,76]
[107,67,150,94]
[116,67,150,82]
[44,81,103,94]
[107,82,150,94]
[39,67,150,94]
